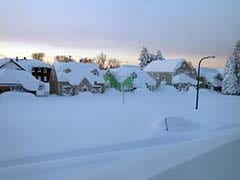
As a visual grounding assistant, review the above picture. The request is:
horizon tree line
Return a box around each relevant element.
[30,52,120,69]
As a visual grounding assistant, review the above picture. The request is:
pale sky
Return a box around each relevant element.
[0,0,240,68]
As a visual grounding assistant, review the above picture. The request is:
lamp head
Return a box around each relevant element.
[203,56,215,60]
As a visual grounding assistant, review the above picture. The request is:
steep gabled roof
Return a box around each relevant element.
[0,58,25,70]
[0,58,9,67]
[144,59,185,73]
[53,62,105,85]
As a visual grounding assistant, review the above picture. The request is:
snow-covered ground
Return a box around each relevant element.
[0,86,240,180]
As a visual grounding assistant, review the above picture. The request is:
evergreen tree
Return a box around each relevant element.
[155,50,165,61]
[139,47,151,69]
[232,40,240,62]
[222,40,240,95]
[232,40,240,87]
[149,53,155,62]
[222,58,239,95]
[139,47,165,69]
[233,40,240,95]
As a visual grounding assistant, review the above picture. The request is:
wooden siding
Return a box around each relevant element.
[49,69,59,94]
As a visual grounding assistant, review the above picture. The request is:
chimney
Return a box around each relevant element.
[16,56,18,61]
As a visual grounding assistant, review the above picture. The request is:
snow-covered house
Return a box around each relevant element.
[50,62,105,95]
[172,73,197,91]
[199,67,223,91]
[144,59,196,85]
[0,58,40,95]
[105,65,157,91]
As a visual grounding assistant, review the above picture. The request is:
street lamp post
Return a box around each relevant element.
[121,83,125,104]
[195,56,215,110]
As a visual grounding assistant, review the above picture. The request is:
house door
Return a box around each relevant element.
[82,84,88,92]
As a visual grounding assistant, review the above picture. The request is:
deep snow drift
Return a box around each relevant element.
[0,86,240,180]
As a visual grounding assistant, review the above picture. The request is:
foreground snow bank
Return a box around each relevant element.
[0,91,36,99]
[1,129,237,180]
[150,138,240,180]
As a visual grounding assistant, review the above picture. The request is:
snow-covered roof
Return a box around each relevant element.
[0,58,25,70]
[144,59,185,73]
[110,65,156,87]
[0,58,10,66]
[172,74,197,85]
[53,62,105,85]
[0,69,40,91]
[199,67,223,84]
[17,59,51,72]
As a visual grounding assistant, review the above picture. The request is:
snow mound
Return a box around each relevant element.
[151,116,200,132]
[188,86,196,93]
[172,74,197,85]
[0,91,36,99]
[156,85,178,93]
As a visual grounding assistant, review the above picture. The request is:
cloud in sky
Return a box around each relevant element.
[0,0,240,67]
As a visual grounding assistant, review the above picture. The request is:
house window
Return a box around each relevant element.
[64,68,71,73]
[62,86,73,96]
[91,69,99,76]
[43,68,47,73]
[38,84,45,91]
[43,76,47,82]
[161,75,166,81]
[82,85,88,92]
[37,68,41,73]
